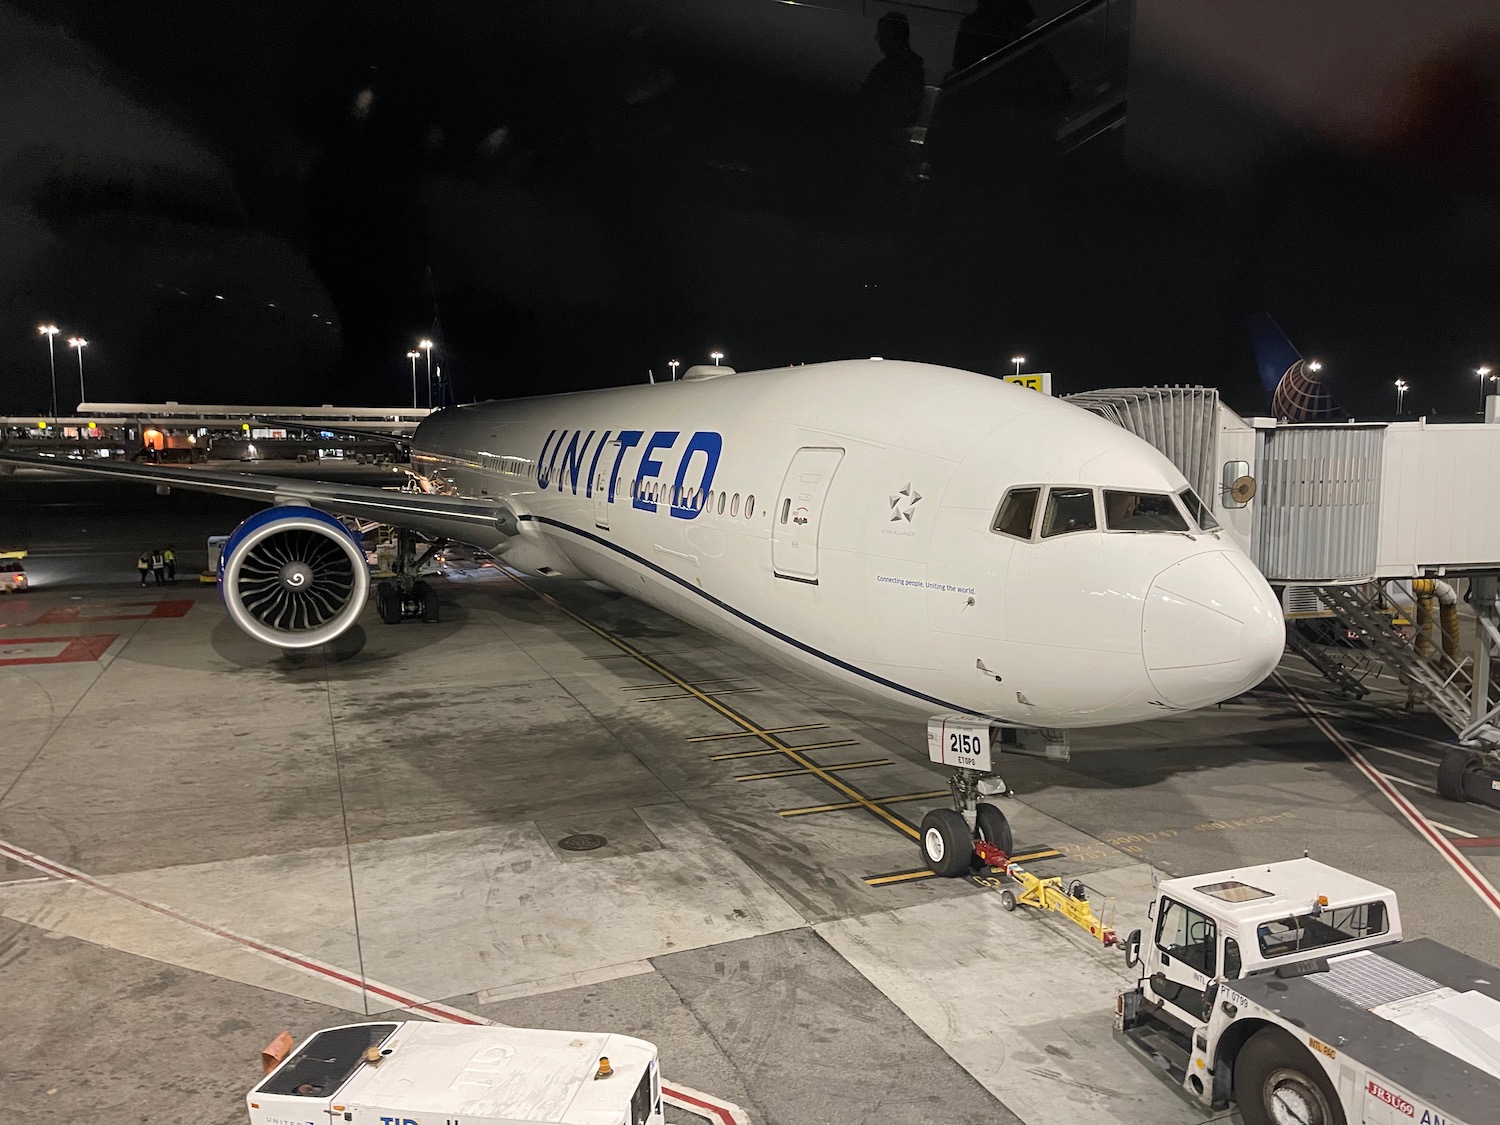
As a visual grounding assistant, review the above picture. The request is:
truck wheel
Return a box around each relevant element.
[1234,1027,1345,1125]
[920,809,971,878]
[975,802,1013,855]
[1437,748,1475,802]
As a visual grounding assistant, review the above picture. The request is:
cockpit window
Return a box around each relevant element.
[992,487,1039,540]
[1041,488,1097,538]
[1103,491,1190,533]
[1178,488,1220,531]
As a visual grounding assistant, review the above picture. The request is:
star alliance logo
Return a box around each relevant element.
[889,482,922,522]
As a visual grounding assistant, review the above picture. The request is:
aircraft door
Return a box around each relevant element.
[594,442,619,530]
[773,447,844,583]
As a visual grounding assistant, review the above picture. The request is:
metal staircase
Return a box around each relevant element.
[1314,584,1493,747]
[1283,621,1370,700]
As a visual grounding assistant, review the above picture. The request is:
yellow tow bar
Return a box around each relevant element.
[974,842,1117,946]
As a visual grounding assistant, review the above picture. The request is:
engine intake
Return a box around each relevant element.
[219,506,369,648]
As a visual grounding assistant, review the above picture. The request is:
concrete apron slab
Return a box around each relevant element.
[0,803,806,1017]
[818,860,1231,1125]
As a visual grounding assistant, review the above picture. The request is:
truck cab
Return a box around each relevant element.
[1138,858,1400,1034]
[249,1022,664,1125]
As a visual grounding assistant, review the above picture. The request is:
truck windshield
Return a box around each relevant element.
[1257,901,1389,958]
[257,1024,398,1098]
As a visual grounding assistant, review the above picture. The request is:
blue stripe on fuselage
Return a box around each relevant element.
[515,513,1003,722]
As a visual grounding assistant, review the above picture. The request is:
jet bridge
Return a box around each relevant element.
[1070,387,1500,775]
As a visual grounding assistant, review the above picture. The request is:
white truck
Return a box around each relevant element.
[1115,858,1500,1125]
[248,1021,664,1125]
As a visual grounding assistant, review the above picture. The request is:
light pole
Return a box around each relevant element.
[68,337,86,406]
[710,350,724,367]
[1394,378,1407,416]
[406,349,420,408]
[1308,360,1322,373]
[1480,366,1494,414]
[419,338,434,409]
[668,359,679,381]
[38,324,58,418]
[1010,355,1024,377]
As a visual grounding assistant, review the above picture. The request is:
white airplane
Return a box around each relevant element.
[1,359,1284,869]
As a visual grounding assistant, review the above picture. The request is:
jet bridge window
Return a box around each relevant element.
[1257,901,1389,959]
[1178,488,1220,531]
[1103,491,1189,533]
[1041,488,1097,538]
[992,487,1039,540]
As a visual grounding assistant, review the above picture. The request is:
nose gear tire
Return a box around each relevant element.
[920,808,971,878]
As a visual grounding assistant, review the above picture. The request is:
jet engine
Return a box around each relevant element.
[218,506,369,648]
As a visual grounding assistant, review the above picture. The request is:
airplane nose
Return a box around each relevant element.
[1143,551,1285,709]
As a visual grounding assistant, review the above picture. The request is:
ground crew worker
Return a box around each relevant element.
[150,548,165,586]
[163,545,176,583]
[137,553,150,586]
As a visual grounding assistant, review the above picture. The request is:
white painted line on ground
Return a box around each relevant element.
[0,836,748,1124]
[1375,770,1431,792]
[1431,821,1479,839]
[1354,741,1441,768]
[476,960,655,1004]
[1275,674,1500,922]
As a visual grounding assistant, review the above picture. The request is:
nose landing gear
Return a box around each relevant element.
[919,715,1068,877]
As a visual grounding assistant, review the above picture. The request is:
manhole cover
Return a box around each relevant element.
[557,833,607,852]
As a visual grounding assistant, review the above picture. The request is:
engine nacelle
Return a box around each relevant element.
[218,506,369,648]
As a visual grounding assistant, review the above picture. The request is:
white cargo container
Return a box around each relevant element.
[248,1021,663,1125]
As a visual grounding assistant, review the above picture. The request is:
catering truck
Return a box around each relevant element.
[1115,858,1500,1125]
[248,1021,663,1125]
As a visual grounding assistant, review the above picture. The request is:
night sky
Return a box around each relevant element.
[2,0,1498,419]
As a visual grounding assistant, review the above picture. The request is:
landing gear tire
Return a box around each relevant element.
[1233,1028,1345,1125]
[416,580,440,623]
[376,582,401,626]
[975,802,1013,855]
[1438,748,1477,802]
[920,808,971,878]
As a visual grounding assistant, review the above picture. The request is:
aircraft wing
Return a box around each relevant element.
[0,451,515,543]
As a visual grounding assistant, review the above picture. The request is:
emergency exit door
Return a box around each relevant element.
[773,447,844,583]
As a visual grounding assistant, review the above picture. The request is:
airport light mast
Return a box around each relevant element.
[68,337,86,407]
[420,338,434,409]
[1394,378,1408,416]
[668,359,679,381]
[710,350,724,367]
[1011,356,1025,377]
[38,324,58,419]
[406,349,421,409]
[1481,366,1495,415]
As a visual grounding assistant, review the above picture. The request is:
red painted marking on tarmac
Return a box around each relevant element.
[0,836,747,1123]
[1275,674,1500,921]
[33,599,193,624]
[0,633,116,666]
[1451,837,1500,850]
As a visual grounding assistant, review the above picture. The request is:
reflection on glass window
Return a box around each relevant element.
[1179,488,1220,531]
[1257,901,1389,959]
[1104,491,1189,532]
[1041,488,1096,538]
[992,487,1039,540]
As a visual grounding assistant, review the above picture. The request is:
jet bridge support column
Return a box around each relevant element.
[1438,575,1500,808]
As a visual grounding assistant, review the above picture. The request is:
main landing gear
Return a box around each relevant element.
[375,529,446,626]
[919,717,1070,877]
